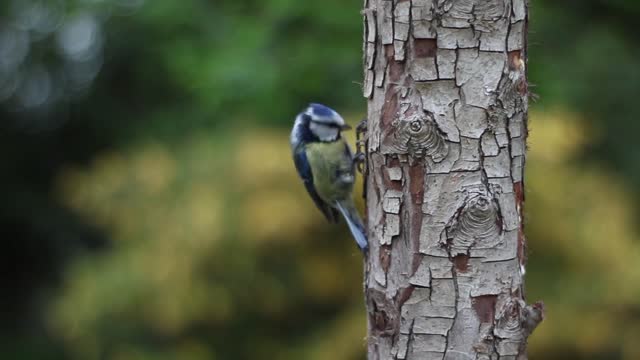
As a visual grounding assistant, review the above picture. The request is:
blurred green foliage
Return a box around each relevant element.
[1,0,640,359]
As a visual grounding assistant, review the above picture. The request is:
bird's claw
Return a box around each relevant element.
[353,152,366,173]
[355,118,368,175]
[356,117,368,134]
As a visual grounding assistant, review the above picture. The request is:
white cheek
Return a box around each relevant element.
[310,122,338,141]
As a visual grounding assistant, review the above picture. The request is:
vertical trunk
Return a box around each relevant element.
[361,1,542,359]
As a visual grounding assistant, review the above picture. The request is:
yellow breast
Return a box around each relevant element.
[305,141,354,203]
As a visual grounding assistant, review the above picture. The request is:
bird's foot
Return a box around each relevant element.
[355,118,368,174]
[353,152,367,174]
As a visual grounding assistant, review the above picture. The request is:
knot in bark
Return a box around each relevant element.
[382,112,449,162]
[409,120,423,132]
[446,192,500,254]
[494,298,524,340]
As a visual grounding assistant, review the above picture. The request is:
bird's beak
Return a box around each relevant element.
[340,124,352,131]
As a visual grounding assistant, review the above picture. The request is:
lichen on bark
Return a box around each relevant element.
[362,1,542,359]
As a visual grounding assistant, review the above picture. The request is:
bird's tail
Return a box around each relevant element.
[336,200,368,253]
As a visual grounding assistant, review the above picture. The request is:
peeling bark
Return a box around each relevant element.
[361,1,542,359]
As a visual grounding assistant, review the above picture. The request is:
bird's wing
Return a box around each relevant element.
[293,147,340,223]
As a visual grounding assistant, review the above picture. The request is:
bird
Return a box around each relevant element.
[290,103,368,253]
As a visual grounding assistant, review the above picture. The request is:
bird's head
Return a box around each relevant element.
[303,103,351,142]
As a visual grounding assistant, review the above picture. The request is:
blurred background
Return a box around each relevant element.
[1,0,639,359]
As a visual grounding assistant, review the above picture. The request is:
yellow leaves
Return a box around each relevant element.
[56,140,224,245]
[528,109,589,163]
[529,112,639,278]
[300,252,360,302]
[184,181,223,243]
[527,110,640,358]
[147,280,234,336]
[51,130,357,357]
[240,189,316,244]
[530,307,615,357]
[51,138,233,357]
[131,144,177,195]
[110,340,216,360]
[59,144,176,208]
[233,130,294,190]
[297,309,367,360]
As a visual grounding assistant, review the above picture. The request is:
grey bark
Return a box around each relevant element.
[361,1,542,359]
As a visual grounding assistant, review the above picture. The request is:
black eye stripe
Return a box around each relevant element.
[310,120,341,128]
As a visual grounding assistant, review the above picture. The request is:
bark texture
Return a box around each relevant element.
[362,1,542,359]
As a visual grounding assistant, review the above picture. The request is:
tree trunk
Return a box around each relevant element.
[361,1,542,359]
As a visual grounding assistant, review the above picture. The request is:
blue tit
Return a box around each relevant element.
[290,103,368,253]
